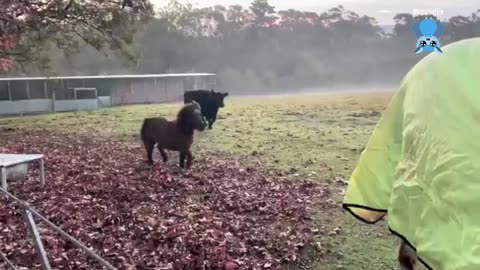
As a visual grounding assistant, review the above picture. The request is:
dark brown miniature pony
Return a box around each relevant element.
[140,101,206,168]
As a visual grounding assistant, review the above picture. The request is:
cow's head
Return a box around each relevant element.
[211,89,229,108]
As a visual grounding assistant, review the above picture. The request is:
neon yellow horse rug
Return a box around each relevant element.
[343,37,480,270]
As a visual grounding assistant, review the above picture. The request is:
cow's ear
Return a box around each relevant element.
[223,92,229,97]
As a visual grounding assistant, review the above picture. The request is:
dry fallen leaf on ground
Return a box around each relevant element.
[0,131,328,270]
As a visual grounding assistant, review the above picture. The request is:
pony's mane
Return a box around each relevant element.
[176,103,198,134]
[176,103,195,121]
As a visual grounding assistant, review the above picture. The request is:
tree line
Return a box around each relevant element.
[6,0,480,92]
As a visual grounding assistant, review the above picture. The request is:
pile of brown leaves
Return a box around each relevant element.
[0,131,327,269]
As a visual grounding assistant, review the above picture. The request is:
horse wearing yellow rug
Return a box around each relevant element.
[343,37,480,270]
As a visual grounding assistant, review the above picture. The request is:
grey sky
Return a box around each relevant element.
[152,0,477,24]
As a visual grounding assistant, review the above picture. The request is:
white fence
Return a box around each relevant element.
[0,100,52,115]
[0,97,111,115]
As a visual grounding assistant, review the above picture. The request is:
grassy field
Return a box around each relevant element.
[0,91,414,270]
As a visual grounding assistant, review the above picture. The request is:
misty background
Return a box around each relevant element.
[7,0,480,94]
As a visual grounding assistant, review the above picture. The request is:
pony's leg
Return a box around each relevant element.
[398,240,417,270]
[186,151,193,168]
[157,146,168,162]
[179,152,186,168]
[144,140,155,165]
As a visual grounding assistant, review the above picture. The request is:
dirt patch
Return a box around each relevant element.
[0,131,329,270]
[347,111,380,118]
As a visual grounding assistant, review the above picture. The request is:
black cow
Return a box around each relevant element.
[184,89,229,129]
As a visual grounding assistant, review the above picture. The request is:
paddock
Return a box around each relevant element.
[0,73,216,116]
[0,92,394,269]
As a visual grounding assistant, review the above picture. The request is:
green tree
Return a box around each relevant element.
[1,0,154,73]
[249,0,277,27]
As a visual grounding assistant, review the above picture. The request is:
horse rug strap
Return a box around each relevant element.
[342,37,480,270]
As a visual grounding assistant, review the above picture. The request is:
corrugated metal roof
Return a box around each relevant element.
[0,73,216,81]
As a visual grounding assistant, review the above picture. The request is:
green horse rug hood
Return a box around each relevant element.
[343,37,480,270]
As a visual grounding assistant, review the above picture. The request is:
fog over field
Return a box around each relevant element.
[6,0,479,97]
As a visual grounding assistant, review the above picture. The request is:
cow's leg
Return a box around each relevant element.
[158,145,168,162]
[143,140,155,165]
[204,113,214,129]
[186,150,193,169]
[202,115,209,126]
[210,113,217,128]
[398,240,417,270]
[179,152,186,168]
[207,118,213,129]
